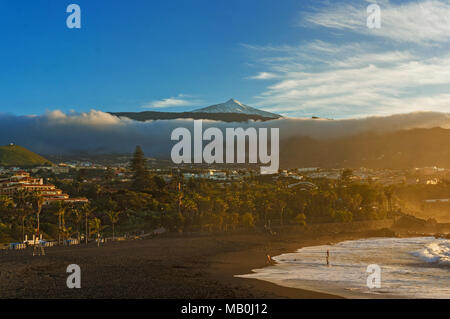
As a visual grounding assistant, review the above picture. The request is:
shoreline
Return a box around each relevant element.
[225,233,449,299]
[205,231,389,299]
[0,229,429,298]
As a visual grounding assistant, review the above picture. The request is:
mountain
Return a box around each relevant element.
[109,99,281,122]
[192,99,281,119]
[109,111,277,123]
[0,144,53,167]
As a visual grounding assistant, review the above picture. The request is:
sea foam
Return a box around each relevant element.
[237,237,450,298]
[411,239,450,265]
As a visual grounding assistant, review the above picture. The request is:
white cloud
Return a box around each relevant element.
[1,110,449,156]
[305,0,450,45]
[245,1,450,118]
[45,109,124,126]
[247,72,279,80]
[251,50,450,117]
[142,95,197,109]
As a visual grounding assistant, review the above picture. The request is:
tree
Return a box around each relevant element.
[0,195,13,210]
[275,189,289,226]
[30,192,44,243]
[384,186,394,213]
[51,201,68,245]
[295,213,307,226]
[104,167,115,183]
[332,210,353,223]
[341,169,354,184]
[180,197,198,227]
[71,206,84,242]
[228,212,240,231]
[89,217,103,247]
[106,210,121,240]
[80,203,92,244]
[153,175,166,190]
[130,146,151,191]
[12,190,32,242]
[241,213,255,228]
[0,195,13,220]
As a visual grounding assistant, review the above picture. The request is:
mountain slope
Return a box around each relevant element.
[193,99,281,119]
[109,99,281,122]
[109,111,277,122]
[0,144,52,167]
[280,127,450,169]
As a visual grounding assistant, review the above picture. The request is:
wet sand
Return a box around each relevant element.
[0,231,379,299]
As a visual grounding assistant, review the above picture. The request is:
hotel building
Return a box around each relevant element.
[0,171,88,204]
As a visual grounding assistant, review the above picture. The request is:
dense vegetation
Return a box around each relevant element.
[0,147,418,244]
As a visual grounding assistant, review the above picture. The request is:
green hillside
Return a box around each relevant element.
[0,144,52,167]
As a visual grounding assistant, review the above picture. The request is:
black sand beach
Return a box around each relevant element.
[0,230,390,299]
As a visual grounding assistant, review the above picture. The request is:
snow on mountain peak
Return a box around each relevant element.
[192,99,280,119]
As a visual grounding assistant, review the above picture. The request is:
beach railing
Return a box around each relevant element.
[65,239,80,246]
[40,241,56,247]
[9,242,26,250]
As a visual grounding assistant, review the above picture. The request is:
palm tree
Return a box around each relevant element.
[384,186,394,213]
[0,195,14,222]
[89,217,103,247]
[61,225,74,243]
[61,204,75,244]
[30,192,45,242]
[276,189,289,226]
[12,190,32,242]
[53,201,67,245]
[0,195,13,210]
[106,211,120,240]
[71,207,83,242]
[80,203,92,244]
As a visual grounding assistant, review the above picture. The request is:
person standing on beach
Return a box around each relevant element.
[326,249,330,266]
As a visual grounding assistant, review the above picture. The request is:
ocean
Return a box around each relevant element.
[237,237,449,299]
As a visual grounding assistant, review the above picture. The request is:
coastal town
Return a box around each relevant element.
[1,148,449,251]
[1,147,449,299]
[2,161,449,187]
[2,0,450,307]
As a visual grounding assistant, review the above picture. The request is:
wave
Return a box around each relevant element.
[237,237,450,298]
[411,239,450,266]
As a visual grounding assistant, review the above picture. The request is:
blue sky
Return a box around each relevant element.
[0,0,449,118]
